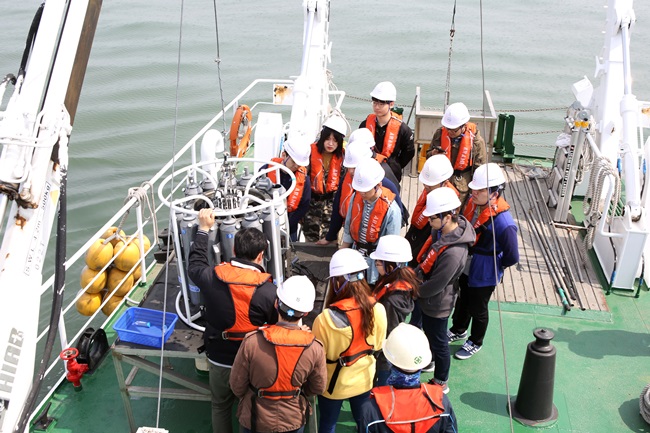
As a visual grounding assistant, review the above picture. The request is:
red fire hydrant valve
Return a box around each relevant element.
[60,348,89,391]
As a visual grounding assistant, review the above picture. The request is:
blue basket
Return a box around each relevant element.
[113,307,178,347]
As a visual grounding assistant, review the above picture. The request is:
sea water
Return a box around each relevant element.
[1,0,650,330]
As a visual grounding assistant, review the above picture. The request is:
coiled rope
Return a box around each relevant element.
[641,383,650,424]
[582,156,621,256]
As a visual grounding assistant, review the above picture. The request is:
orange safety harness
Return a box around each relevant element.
[462,195,510,243]
[365,114,402,161]
[374,280,413,302]
[416,237,450,276]
[410,181,459,230]
[371,384,446,433]
[339,171,354,218]
[310,143,344,195]
[249,325,315,433]
[350,187,396,244]
[267,157,308,213]
[440,122,477,171]
[326,297,376,395]
[213,263,272,340]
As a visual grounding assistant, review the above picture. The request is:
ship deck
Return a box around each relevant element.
[30,162,650,433]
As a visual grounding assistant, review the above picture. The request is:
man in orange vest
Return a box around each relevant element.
[264,138,312,241]
[341,158,402,284]
[230,276,327,433]
[189,208,278,433]
[426,102,487,205]
[359,81,415,184]
[357,323,457,433]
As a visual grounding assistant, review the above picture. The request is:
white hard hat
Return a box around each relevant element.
[323,115,348,136]
[441,102,471,129]
[284,138,311,166]
[383,323,432,373]
[370,81,397,102]
[329,248,368,277]
[468,163,506,190]
[419,154,454,186]
[348,128,375,148]
[352,158,384,192]
[277,275,315,314]
[369,235,412,263]
[343,141,373,168]
[422,187,461,217]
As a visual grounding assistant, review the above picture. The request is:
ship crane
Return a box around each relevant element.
[549,0,650,290]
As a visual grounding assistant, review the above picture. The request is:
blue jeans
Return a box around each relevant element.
[317,391,370,433]
[422,315,451,383]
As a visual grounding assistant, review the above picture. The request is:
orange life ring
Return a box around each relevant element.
[229,104,253,157]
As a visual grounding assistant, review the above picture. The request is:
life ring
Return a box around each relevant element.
[229,104,252,157]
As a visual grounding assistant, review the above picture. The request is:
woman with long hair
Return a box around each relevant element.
[303,115,347,242]
[369,235,420,386]
[312,248,387,433]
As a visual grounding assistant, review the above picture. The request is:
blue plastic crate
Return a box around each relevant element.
[113,307,178,347]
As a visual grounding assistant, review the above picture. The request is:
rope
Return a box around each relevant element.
[443,0,457,109]
[126,181,159,246]
[212,0,228,135]
[582,156,621,255]
[641,383,650,424]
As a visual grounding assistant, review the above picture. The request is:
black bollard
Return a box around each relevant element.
[510,328,558,427]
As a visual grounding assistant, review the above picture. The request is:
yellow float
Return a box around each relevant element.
[76,291,102,316]
[113,240,140,272]
[85,239,114,271]
[79,266,106,294]
[101,226,126,247]
[107,267,134,297]
[131,234,151,253]
[101,293,123,316]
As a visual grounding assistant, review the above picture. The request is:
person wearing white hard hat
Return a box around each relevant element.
[189,209,279,433]
[317,132,406,246]
[405,154,460,268]
[357,323,458,433]
[230,275,327,433]
[359,81,415,184]
[449,163,519,361]
[414,187,475,393]
[312,248,387,433]
[341,158,402,284]
[369,235,420,386]
[423,102,487,205]
[303,115,348,242]
[264,137,312,241]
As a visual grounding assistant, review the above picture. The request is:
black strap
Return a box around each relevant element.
[327,362,344,395]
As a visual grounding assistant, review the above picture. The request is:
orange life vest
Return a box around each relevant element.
[440,122,477,171]
[365,114,402,160]
[374,280,413,302]
[248,325,315,432]
[326,296,376,394]
[339,171,354,218]
[462,195,511,244]
[350,187,396,244]
[310,143,344,195]
[371,384,446,433]
[417,237,450,276]
[411,181,460,230]
[267,157,308,213]
[213,263,272,340]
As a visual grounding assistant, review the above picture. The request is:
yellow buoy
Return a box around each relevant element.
[131,234,151,253]
[80,266,106,294]
[133,265,142,282]
[76,291,102,316]
[107,267,135,297]
[102,293,124,316]
[85,239,114,271]
[101,226,126,247]
[113,240,140,272]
